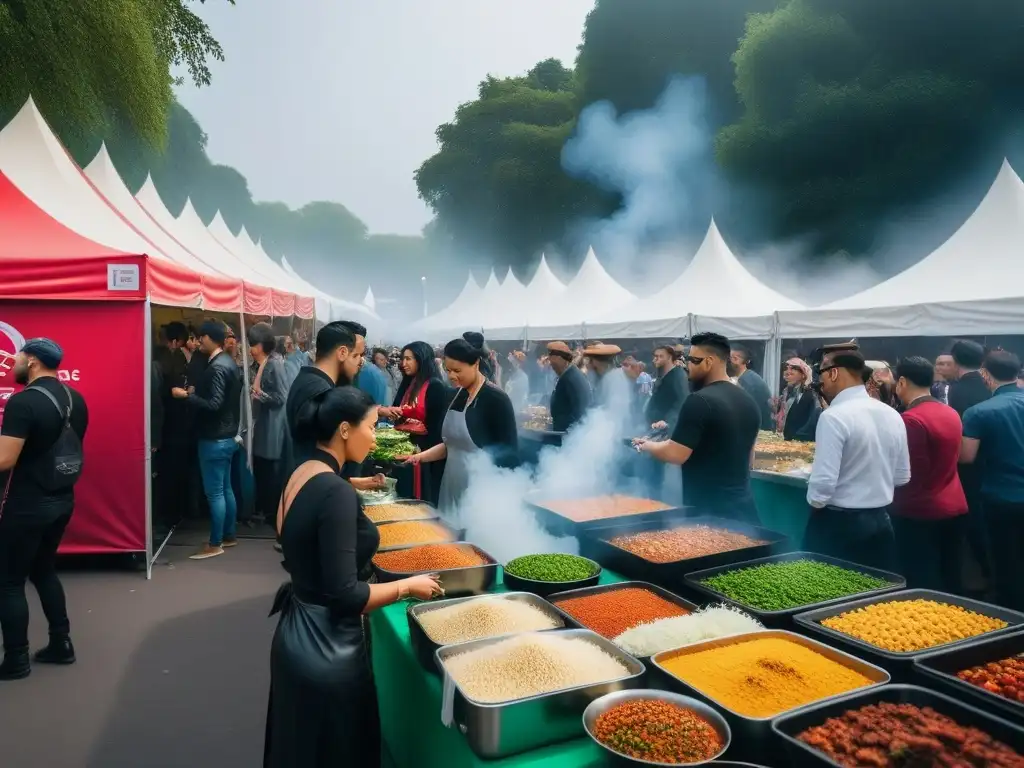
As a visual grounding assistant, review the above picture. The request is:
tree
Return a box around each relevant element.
[415,59,593,269]
[576,0,779,126]
[717,0,1024,251]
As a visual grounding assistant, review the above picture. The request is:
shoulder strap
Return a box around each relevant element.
[30,384,71,427]
[276,460,336,536]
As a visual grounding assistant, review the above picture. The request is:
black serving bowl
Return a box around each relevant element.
[502,555,602,597]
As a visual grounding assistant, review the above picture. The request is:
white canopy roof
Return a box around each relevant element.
[83,145,222,280]
[780,159,1024,337]
[363,286,376,312]
[517,247,636,340]
[483,254,567,339]
[0,98,162,258]
[418,273,485,335]
[278,254,378,325]
[207,212,287,289]
[589,220,803,340]
[475,267,527,330]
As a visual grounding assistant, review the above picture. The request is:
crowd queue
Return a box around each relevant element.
[2,314,1024,768]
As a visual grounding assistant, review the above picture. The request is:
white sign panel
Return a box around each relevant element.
[107,264,140,292]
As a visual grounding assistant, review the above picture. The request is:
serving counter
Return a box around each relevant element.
[750,470,810,547]
[371,567,626,768]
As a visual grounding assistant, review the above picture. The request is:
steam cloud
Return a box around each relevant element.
[561,76,717,279]
[450,370,653,563]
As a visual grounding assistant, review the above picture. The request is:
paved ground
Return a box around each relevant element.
[0,537,283,768]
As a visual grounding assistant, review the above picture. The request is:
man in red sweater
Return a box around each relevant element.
[892,356,968,591]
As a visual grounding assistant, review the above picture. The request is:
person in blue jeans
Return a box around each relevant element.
[171,320,243,560]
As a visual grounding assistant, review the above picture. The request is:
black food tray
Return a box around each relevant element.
[683,551,905,627]
[579,515,788,591]
[794,589,1024,676]
[772,683,1024,767]
[524,490,689,537]
[546,580,698,658]
[502,556,602,597]
[914,628,1024,724]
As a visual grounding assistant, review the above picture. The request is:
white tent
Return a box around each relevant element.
[520,247,636,340]
[475,267,527,332]
[207,212,287,290]
[484,254,567,339]
[418,272,489,335]
[84,145,224,282]
[0,99,166,262]
[363,286,376,312]
[780,159,1024,338]
[590,220,804,340]
[277,254,379,325]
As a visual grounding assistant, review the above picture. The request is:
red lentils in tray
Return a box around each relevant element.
[372,543,490,572]
[554,587,690,639]
[607,525,766,564]
[797,702,1024,767]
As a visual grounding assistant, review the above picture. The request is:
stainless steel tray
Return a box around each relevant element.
[407,592,578,674]
[651,630,889,752]
[363,499,439,525]
[372,543,497,596]
[583,689,731,766]
[375,518,463,552]
[435,628,646,759]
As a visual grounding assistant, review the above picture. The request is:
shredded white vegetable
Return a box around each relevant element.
[613,604,763,657]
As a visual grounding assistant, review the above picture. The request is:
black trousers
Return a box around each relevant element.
[254,457,282,522]
[982,498,1024,611]
[803,505,897,572]
[891,514,967,594]
[0,512,72,652]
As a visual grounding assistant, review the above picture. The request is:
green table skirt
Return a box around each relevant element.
[371,568,626,768]
[751,473,810,547]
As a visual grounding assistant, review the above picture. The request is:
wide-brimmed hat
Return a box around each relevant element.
[546,341,572,356]
[584,342,621,357]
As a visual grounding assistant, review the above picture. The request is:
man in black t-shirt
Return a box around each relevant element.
[0,338,88,680]
[636,332,761,523]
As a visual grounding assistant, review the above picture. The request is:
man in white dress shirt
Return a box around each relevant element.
[805,348,910,570]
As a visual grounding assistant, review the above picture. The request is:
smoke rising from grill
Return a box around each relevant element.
[449,373,647,563]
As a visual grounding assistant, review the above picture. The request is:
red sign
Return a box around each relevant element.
[0,301,146,553]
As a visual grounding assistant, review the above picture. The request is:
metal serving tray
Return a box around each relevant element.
[683,551,905,626]
[914,628,1024,724]
[435,628,646,759]
[583,689,731,766]
[524,490,689,537]
[651,629,889,760]
[372,543,497,596]
[794,589,1024,677]
[375,518,463,552]
[580,516,789,591]
[363,498,439,525]
[407,592,578,674]
[547,581,698,657]
[771,683,1024,768]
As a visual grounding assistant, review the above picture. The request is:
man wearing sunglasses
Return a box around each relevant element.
[635,332,761,523]
[805,347,909,571]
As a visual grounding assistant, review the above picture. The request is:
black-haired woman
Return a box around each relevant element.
[378,341,449,504]
[264,387,441,768]
[399,339,519,514]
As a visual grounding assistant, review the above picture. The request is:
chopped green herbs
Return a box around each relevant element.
[700,559,890,611]
[504,554,597,583]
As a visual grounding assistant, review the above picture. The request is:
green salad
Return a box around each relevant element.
[370,428,416,461]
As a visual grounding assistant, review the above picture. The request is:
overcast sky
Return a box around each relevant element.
[175,1,594,236]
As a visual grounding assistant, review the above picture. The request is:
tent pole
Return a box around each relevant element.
[240,311,253,467]
[143,299,154,580]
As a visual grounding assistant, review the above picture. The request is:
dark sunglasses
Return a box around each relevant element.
[685,355,707,365]
[785,364,805,372]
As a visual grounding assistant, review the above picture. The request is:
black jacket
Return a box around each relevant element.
[645,366,689,430]
[783,387,821,442]
[449,383,519,468]
[550,365,591,433]
[948,371,992,503]
[187,351,242,441]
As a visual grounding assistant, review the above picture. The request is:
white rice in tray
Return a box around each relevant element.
[418,596,561,645]
[613,604,763,657]
[443,633,629,703]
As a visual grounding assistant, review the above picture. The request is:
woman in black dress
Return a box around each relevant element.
[402,338,519,515]
[378,341,449,504]
[265,386,442,768]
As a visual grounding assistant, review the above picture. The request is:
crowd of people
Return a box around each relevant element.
[2,314,1024,768]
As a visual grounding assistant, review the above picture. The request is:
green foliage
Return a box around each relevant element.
[717,0,1024,248]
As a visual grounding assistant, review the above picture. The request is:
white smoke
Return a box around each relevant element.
[450,371,647,563]
[561,76,716,284]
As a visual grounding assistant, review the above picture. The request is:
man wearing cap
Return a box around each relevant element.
[546,341,591,434]
[172,320,243,560]
[584,343,631,410]
[0,338,88,679]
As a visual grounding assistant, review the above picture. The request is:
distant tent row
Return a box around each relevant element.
[418,159,1024,344]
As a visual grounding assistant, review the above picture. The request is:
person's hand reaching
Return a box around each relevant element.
[402,574,443,600]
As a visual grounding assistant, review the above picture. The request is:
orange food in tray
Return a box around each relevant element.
[536,495,671,523]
